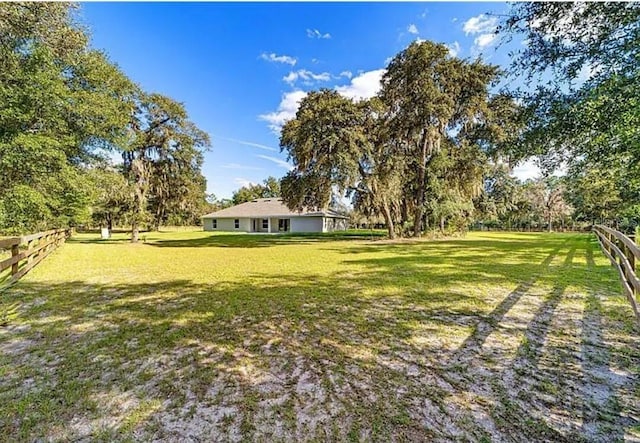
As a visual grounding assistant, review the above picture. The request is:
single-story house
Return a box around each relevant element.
[201,198,349,233]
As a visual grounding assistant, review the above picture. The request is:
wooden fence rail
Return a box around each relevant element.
[592,224,640,321]
[0,228,71,287]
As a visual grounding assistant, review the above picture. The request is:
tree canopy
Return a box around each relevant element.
[0,3,211,238]
[500,2,640,229]
[232,176,281,205]
[280,41,518,237]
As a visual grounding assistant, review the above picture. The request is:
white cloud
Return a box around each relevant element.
[257,154,294,170]
[259,90,308,133]
[212,135,278,152]
[463,14,499,54]
[512,158,567,181]
[474,33,497,50]
[234,178,257,188]
[259,53,297,66]
[339,70,353,79]
[407,24,419,35]
[446,41,461,57]
[306,28,331,39]
[260,69,387,134]
[223,163,264,171]
[463,14,498,35]
[283,69,331,86]
[335,69,386,100]
[512,159,541,181]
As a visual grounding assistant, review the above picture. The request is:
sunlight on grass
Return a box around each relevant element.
[0,229,638,441]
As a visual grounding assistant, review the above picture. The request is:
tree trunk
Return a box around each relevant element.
[106,214,113,231]
[381,199,396,240]
[440,216,445,233]
[413,133,429,237]
[548,215,553,233]
[153,202,165,232]
[401,200,409,227]
[130,156,147,243]
[132,221,139,243]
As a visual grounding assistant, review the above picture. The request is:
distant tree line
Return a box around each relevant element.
[0,3,210,241]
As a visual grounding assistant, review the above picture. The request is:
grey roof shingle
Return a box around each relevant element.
[201,198,347,219]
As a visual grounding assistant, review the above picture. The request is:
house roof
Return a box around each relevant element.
[202,198,348,219]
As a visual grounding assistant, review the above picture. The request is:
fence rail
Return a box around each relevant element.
[0,228,71,287]
[592,224,640,321]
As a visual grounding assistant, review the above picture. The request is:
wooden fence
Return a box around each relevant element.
[0,228,71,287]
[592,224,640,321]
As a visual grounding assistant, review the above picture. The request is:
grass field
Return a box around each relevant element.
[0,230,638,441]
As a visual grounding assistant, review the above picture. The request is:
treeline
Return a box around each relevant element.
[0,3,210,240]
[278,3,640,237]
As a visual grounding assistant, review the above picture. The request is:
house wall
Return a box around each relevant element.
[290,217,323,233]
[202,217,250,232]
[203,216,347,233]
[203,218,214,231]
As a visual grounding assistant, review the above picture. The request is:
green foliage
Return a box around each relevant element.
[476,172,574,232]
[231,176,281,205]
[0,3,210,236]
[0,185,50,234]
[502,3,640,83]
[565,162,623,224]
[501,3,640,224]
[0,2,137,235]
[281,89,370,211]
[123,92,211,239]
[280,41,507,238]
[87,166,134,229]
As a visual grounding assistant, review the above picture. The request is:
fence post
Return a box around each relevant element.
[11,243,19,276]
[27,240,33,263]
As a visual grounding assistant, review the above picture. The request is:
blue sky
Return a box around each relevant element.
[80,2,538,199]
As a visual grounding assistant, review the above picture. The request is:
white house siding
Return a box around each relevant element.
[290,217,324,233]
[203,217,250,232]
[203,215,346,233]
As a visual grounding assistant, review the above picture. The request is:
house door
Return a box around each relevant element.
[278,219,290,232]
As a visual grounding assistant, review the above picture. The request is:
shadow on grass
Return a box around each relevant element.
[1,232,636,441]
[71,230,388,248]
[1,272,476,441]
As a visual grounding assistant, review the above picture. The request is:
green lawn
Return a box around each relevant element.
[1,230,638,441]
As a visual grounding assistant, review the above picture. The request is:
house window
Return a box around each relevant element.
[212,219,217,229]
[278,219,290,232]
[234,219,239,229]
[262,219,268,229]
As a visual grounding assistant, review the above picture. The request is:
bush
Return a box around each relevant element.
[0,186,51,235]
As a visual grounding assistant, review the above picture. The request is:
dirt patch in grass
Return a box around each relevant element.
[0,231,638,441]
